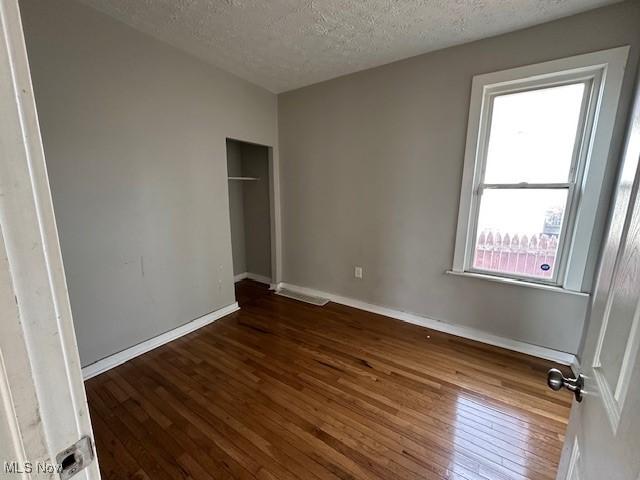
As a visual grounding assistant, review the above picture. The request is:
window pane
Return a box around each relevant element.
[473,189,568,279]
[483,83,585,184]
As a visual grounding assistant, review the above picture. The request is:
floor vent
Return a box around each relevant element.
[275,288,329,306]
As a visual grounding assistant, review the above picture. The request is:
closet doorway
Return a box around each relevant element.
[226,138,274,287]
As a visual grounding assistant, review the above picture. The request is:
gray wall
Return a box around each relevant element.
[278,1,640,355]
[20,0,278,367]
[227,140,272,279]
[227,140,247,276]
[242,144,272,279]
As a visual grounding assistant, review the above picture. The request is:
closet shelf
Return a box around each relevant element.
[228,176,260,181]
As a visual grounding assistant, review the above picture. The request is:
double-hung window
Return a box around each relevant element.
[452,47,629,292]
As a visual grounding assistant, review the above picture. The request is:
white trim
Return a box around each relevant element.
[81,303,239,380]
[614,296,640,419]
[234,271,272,285]
[225,139,282,288]
[247,273,272,285]
[453,47,630,291]
[592,367,621,432]
[0,1,100,475]
[565,438,582,480]
[570,356,581,378]
[445,270,590,297]
[276,282,577,366]
[269,146,283,287]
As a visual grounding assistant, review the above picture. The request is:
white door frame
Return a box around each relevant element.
[226,137,282,288]
[0,0,99,477]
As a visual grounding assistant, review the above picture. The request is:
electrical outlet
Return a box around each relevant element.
[354,266,363,279]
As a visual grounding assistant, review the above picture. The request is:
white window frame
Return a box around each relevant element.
[452,47,629,292]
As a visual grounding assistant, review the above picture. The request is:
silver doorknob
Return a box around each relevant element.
[547,368,584,402]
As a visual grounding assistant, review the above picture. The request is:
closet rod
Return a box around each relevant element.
[228,176,260,181]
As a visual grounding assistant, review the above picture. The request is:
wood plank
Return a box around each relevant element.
[85,279,572,480]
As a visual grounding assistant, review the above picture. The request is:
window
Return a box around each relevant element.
[452,47,629,291]
[473,83,588,283]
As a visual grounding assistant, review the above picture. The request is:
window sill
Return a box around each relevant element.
[445,270,590,297]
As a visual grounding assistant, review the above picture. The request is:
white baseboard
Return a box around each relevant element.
[247,273,272,285]
[234,272,248,282]
[569,357,581,377]
[276,282,577,367]
[81,302,240,380]
[235,271,272,285]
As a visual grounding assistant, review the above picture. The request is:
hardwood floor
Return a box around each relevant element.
[86,280,572,480]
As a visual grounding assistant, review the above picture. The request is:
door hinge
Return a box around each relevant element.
[56,435,95,479]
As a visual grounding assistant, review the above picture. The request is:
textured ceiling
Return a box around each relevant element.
[78,0,621,93]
